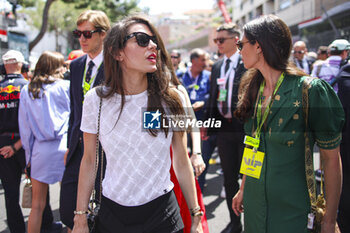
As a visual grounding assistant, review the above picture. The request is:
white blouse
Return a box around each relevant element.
[81,87,185,206]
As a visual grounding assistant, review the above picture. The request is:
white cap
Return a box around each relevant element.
[2,50,25,64]
[329,39,350,51]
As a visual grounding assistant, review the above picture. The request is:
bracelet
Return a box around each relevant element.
[191,210,204,217]
[190,206,201,215]
[190,206,203,217]
[192,152,202,156]
[11,144,17,154]
[74,210,89,215]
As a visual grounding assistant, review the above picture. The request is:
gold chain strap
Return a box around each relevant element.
[302,76,322,206]
[90,97,103,207]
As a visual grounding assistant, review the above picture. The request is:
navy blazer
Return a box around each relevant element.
[66,54,105,165]
[205,56,246,135]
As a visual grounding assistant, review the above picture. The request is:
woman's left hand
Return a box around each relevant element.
[0,145,15,159]
[321,222,338,233]
[191,153,206,177]
[190,215,203,233]
[321,212,340,233]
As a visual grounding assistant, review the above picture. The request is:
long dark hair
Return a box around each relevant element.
[28,51,65,99]
[98,15,184,137]
[235,15,306,121]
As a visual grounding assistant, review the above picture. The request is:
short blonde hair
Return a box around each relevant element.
[216,23,240,37]
[76,10,111,32]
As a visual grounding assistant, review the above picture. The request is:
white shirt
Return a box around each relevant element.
[80,87,186,206]
[217,51,240,118]
[295,57,310,74]
[311,55,342,92]
[81,51,103,87]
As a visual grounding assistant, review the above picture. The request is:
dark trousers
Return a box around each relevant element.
[0,136,54,233]
[60,142,105,229]
[338,142,350,233]
[41,189,55,229]
[0,135,26,233]
[60,144,83,229]
[216,126,244,229]
[198,135,217,190]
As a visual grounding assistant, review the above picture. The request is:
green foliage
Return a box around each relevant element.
[60,0,141,23]
[16,0,143,51]
[19,0,141,29]
[17,0,37,8]
[19,0,78,32]
[19,0,45,29]
[48,1,80,32]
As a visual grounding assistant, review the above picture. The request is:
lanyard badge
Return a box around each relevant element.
[189,77,200,100]
[244,135,260,148]
[240,147,264,179]
[190,89,197,100]
[83,82,92,96]
[217,89,227,101]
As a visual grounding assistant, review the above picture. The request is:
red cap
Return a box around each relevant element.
[67,50,85,61]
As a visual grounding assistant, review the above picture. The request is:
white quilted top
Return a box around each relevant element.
[81,88,175,206]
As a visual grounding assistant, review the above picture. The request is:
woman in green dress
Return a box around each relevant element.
[232,15,344,233]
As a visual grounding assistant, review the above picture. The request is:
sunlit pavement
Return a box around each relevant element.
[0,151,320,233]
[0,164,230,233]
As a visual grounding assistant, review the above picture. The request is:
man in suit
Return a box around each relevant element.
[292,41,313,74]
[180,48,215,190]
[170,49,185,81]
[337,63,350,233]
[205,23,246,233]
[59,10,110,232]
[182,48,211,121]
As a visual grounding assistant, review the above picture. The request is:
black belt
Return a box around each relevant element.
[0,132,20,137]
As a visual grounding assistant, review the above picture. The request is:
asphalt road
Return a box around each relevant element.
[0,154,232,233]
[0,151,320,233]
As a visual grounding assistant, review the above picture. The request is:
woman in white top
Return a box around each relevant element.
[72,15,203,233]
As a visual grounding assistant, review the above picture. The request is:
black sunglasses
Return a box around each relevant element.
[213,37,234,44]
[72,29,102,39]
[236,40,253,51]
[293,50,305,54]
[171,55,179,59]
[125,32,158,49]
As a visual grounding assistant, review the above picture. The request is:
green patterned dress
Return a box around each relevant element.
[243,75,344,233]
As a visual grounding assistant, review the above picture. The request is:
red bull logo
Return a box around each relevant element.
[0,85,21,94]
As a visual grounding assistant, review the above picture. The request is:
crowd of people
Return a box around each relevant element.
[0,9,349,233]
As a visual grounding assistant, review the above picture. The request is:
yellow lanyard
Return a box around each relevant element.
[83,63,101,96]
[255,72,285,139]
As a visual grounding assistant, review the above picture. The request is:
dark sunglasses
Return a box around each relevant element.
[213,37,234,44]
[236,40,253,51]
[293,50,305,54]
[125,32,158,49]
[171,55,179,59]
[72,29,102,39]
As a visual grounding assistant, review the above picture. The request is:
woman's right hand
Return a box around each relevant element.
[190,215,203,233]
[232,189,244,216]
[72,215,89,233]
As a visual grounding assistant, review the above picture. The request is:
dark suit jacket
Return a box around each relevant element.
[205,56,246,135]
[66,54,105,165]
[337,63,350,229]
[293,57,313,75]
